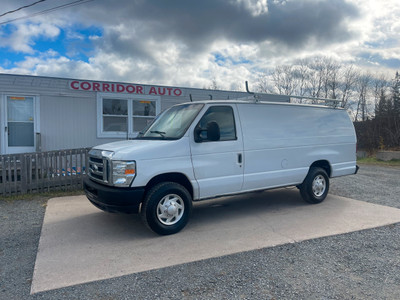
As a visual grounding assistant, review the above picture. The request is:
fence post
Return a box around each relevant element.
[21,154,28,194]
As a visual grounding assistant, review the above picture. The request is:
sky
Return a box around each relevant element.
[0,0,399,91]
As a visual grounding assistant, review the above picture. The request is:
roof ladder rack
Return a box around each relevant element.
[289,95,343,107]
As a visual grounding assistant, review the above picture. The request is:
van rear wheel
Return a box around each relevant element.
[300,167,329,204]
[141,182,192,235]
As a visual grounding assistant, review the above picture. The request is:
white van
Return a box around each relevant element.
[84,100,358,235]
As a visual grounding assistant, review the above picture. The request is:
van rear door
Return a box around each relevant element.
[190,104,244,199]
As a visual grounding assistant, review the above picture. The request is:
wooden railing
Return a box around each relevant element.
[0,148,90,196]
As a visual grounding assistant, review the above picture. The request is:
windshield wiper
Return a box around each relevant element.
[150,130,166,137]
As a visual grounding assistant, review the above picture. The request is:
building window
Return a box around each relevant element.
[103,99,128,132]
[97,94,160,138]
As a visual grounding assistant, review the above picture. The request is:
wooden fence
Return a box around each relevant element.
[0,148,90,196]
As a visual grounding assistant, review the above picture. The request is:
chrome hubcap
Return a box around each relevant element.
[157,194,184,225]
[312,175,326,197]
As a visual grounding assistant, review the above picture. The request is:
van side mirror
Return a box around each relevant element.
[206,121,220,141]
[194,127,203,143]
[194,121,220,142]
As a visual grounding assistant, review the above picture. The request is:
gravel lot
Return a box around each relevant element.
[1,164,399,300]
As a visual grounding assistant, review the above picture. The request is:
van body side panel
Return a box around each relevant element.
[238,103,356,190]
[124,138,196,190]
[331,161,357,177]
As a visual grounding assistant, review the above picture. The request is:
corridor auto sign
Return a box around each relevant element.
[69,80,183,96]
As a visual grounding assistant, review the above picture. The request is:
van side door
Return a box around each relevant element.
[189,104,244,199]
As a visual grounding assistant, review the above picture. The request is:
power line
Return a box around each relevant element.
[0,0,47,18]
[0,0,94,25]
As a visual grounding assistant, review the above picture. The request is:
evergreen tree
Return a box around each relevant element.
[373,72,400,150]
[376,89,387,118]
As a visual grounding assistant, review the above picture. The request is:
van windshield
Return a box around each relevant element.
[136,103,204,140]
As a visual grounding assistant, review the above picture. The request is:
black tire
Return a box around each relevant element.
[299,167,329,204]
[141,182,192,235]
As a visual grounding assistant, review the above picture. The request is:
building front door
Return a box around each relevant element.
[2,95,39,154]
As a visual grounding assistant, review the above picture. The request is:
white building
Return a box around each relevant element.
[0,73,289,154]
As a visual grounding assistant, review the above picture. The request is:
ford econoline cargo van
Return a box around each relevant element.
[84,100,358,235]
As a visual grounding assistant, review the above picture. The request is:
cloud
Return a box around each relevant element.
[65,0,359,88]
[0,22,60,53]
[80,0,359,56]
[0,0,399,90]
[0,54,110,84]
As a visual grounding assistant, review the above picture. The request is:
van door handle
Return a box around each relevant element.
[237,153,242,164]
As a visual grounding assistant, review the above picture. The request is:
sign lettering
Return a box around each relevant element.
[69,80,183,96]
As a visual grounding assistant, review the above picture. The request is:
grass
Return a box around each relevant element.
[1,189,84,202]
[357,157,400,167]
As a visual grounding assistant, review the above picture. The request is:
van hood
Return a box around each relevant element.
[91,138,189,160]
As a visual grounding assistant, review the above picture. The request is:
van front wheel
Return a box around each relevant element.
[300,167,329,204]
[141,182,192,235]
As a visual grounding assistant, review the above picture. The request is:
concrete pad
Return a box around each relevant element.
[31,189,400,294]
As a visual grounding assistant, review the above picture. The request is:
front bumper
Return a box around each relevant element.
[83,176,145,214]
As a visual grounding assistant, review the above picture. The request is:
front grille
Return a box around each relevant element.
[88,153,111,184]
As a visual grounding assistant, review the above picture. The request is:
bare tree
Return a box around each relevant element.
[308,57,341,99]
[326,60,341,99]
[307,58,325,99]
[270,65,299,95]
[208,77,219,90]
[257,73,274,93]
[293,59,310,98]
[257,57,391,119]
[354,72,372,121]
[338,65,358,109]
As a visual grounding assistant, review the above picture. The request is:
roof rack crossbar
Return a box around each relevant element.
[289,95,342,104]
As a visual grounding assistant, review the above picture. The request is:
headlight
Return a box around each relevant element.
[112,161,136,187]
